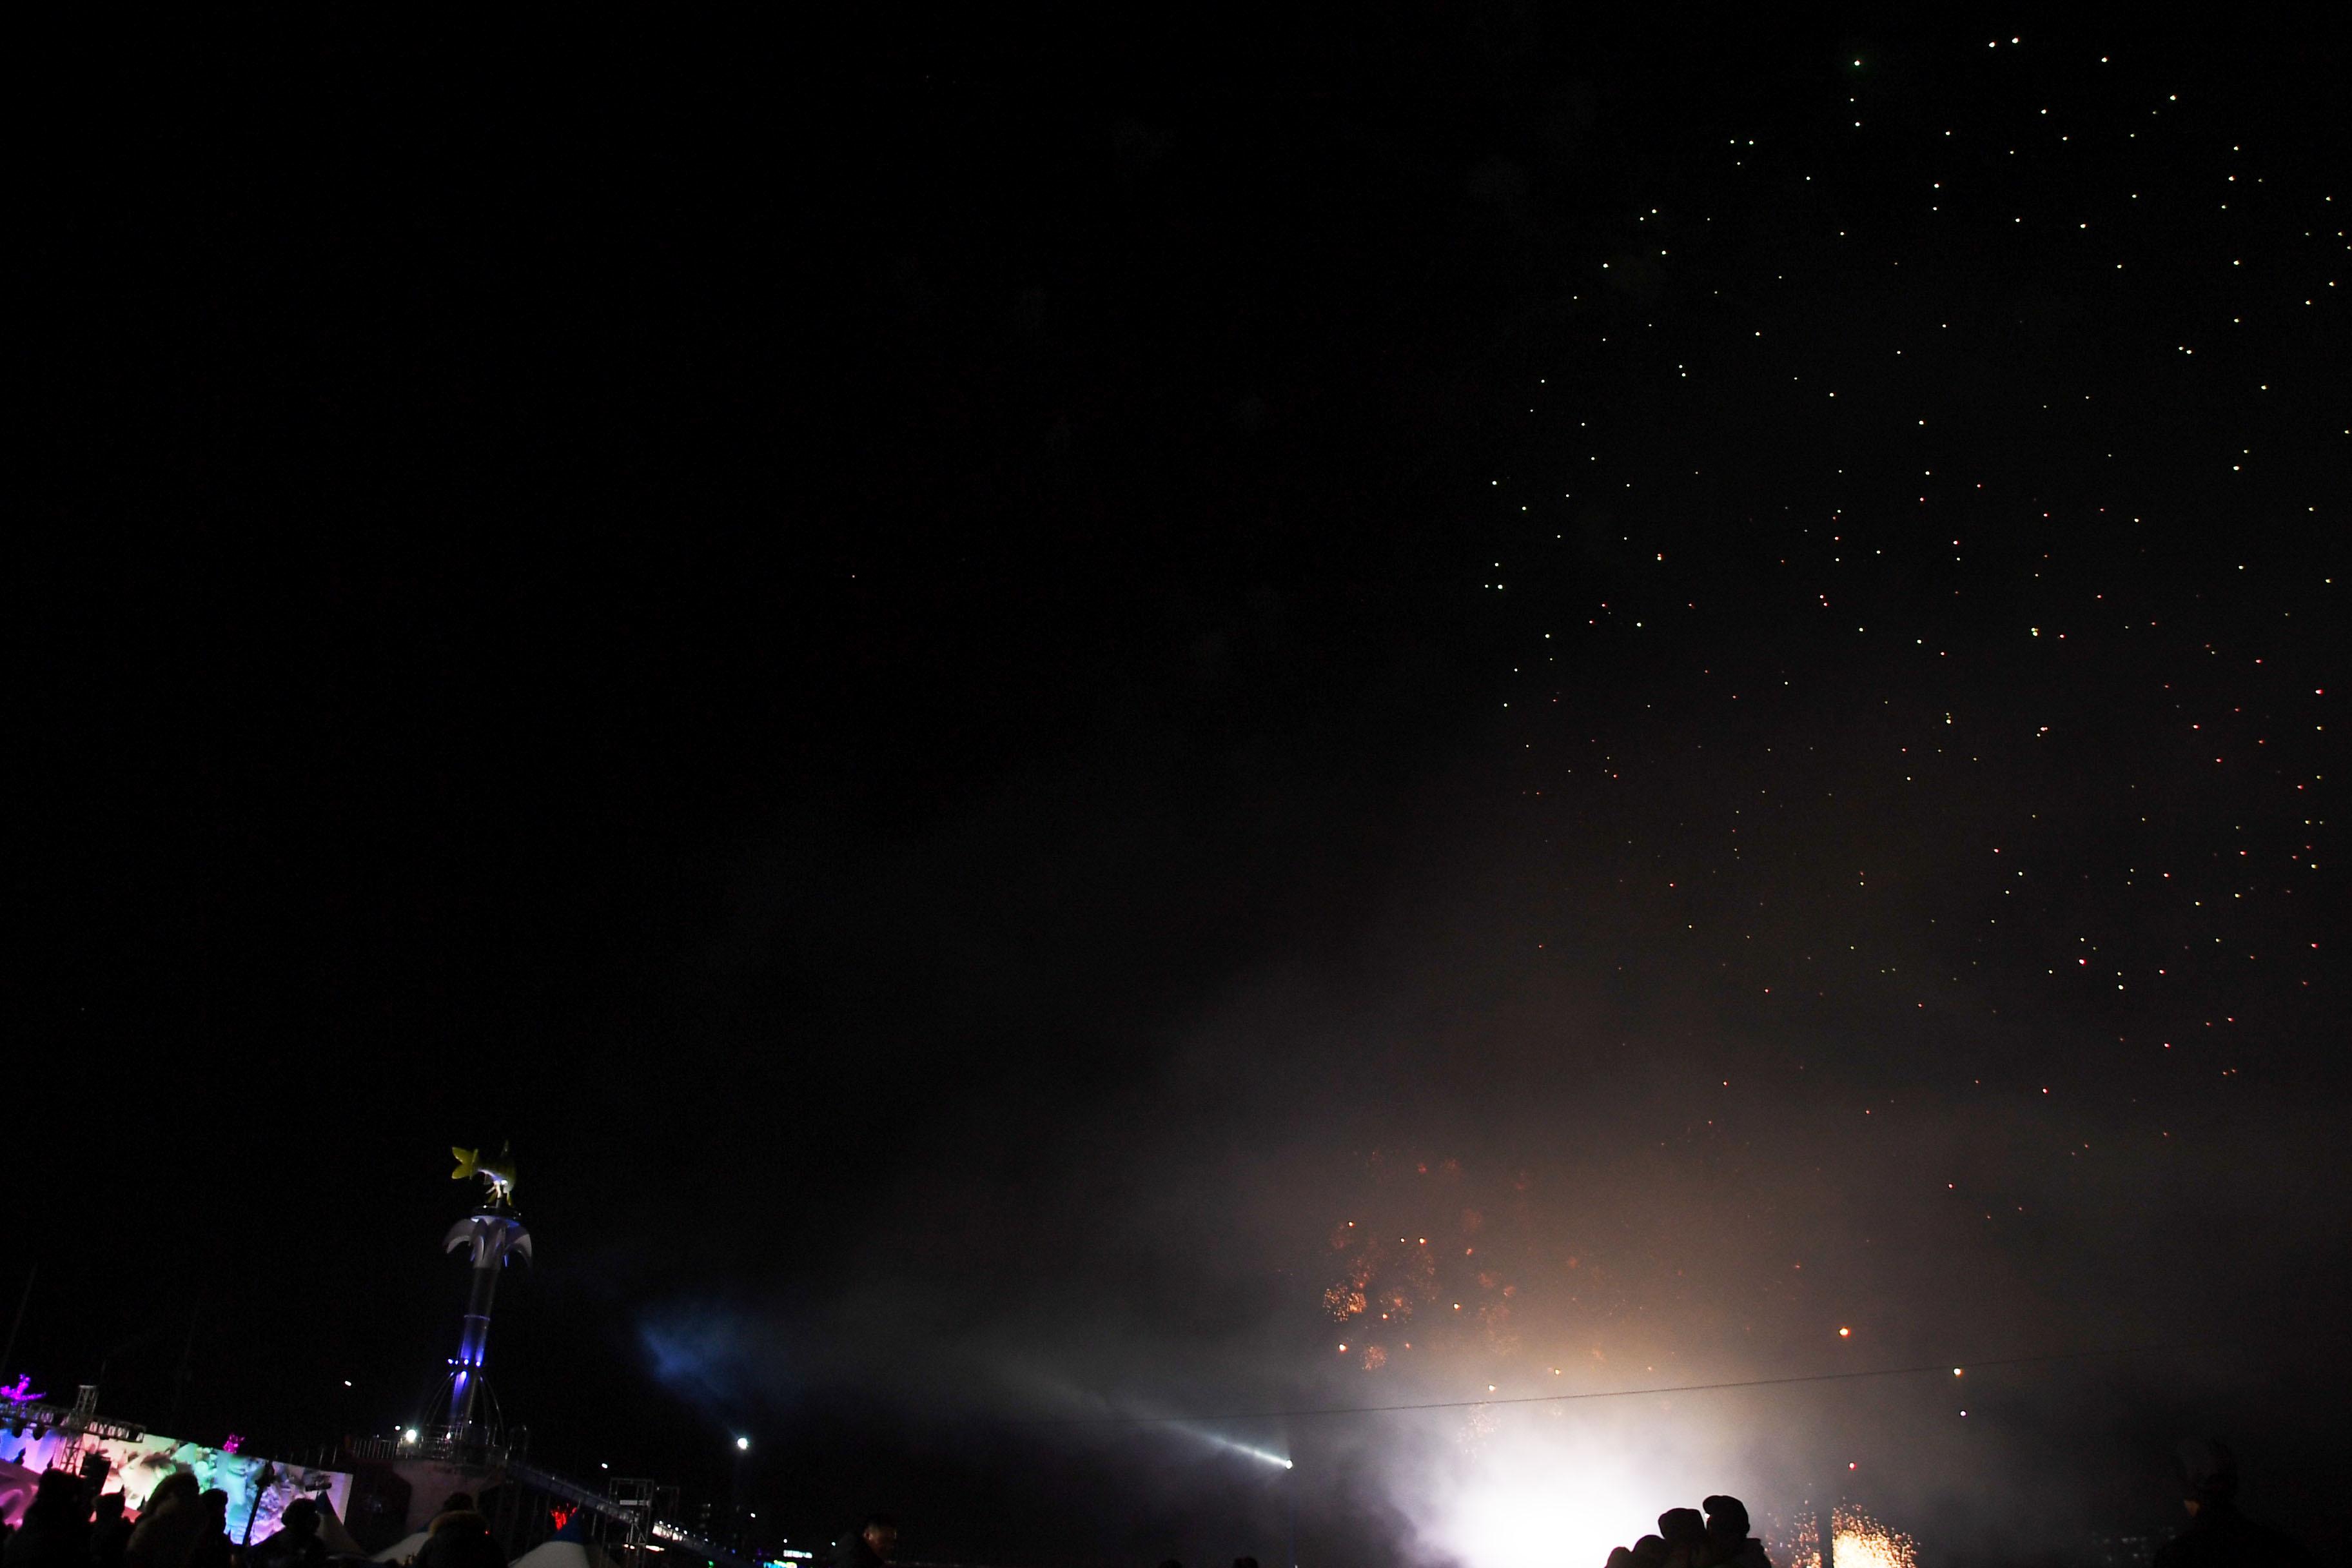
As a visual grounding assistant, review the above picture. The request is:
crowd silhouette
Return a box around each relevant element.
[6,1436,2319,1568]
[1603,1495,1768,1568]
[2,1476,375,1568]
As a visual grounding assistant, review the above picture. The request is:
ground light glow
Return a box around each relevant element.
[1413,1409,1740,1568]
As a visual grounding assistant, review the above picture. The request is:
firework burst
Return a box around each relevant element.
[1832,1507,1920,1568]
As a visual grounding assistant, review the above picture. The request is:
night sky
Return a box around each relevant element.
[16,13,2350,1568]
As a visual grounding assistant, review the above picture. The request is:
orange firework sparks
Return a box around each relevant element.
[1778,1505,1921,1568]
[1322,1217,1453,1360]
[1317,1157,1561,1377]
[1830,1507,1920,1568]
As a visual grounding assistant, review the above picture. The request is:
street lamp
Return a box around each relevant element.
[735,1436,750,1451]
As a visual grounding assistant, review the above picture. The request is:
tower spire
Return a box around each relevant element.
[439,1142,531,1444]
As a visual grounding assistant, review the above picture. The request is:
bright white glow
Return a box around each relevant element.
[736,1436,751,1451]
[1404,1407,1752,1568]
[402,1428,419,1444]
[1442,1475,1643,1568]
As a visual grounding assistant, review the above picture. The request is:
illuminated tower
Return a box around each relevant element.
[436,1146,531,1444]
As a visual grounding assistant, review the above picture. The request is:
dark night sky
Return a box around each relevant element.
[14,12,2350,1568]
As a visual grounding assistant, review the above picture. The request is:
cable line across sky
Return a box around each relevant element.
[1001,1341,2199,1429]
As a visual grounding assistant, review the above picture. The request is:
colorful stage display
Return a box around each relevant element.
[0,1424,349,1534]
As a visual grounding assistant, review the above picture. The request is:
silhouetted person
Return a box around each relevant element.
[834,1517,896,1568]
[90,1494,133,1568]
[1606,1549,1636,1568]
[3,1472,88,1568]
[184,1492,231,1568]
[1704,1496,1771,1568]
[413,1500,503,1568]
[249,1498,326,1568]
[1629,1534,1669,1568]
[2151,1439,2313,1568]
[125,1475,203,1568]
[1658,1510,1709,1568]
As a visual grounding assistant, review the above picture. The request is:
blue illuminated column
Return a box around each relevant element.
[443,1210,532,1438]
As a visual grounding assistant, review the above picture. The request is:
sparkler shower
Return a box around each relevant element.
[17,12,2351,1568]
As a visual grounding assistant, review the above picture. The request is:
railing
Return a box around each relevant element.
[0,1401,145,1442]
[504,1460,652,1531]
[341,1435,513,1466]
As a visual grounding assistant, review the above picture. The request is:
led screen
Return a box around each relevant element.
[0,1424,349,1538]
